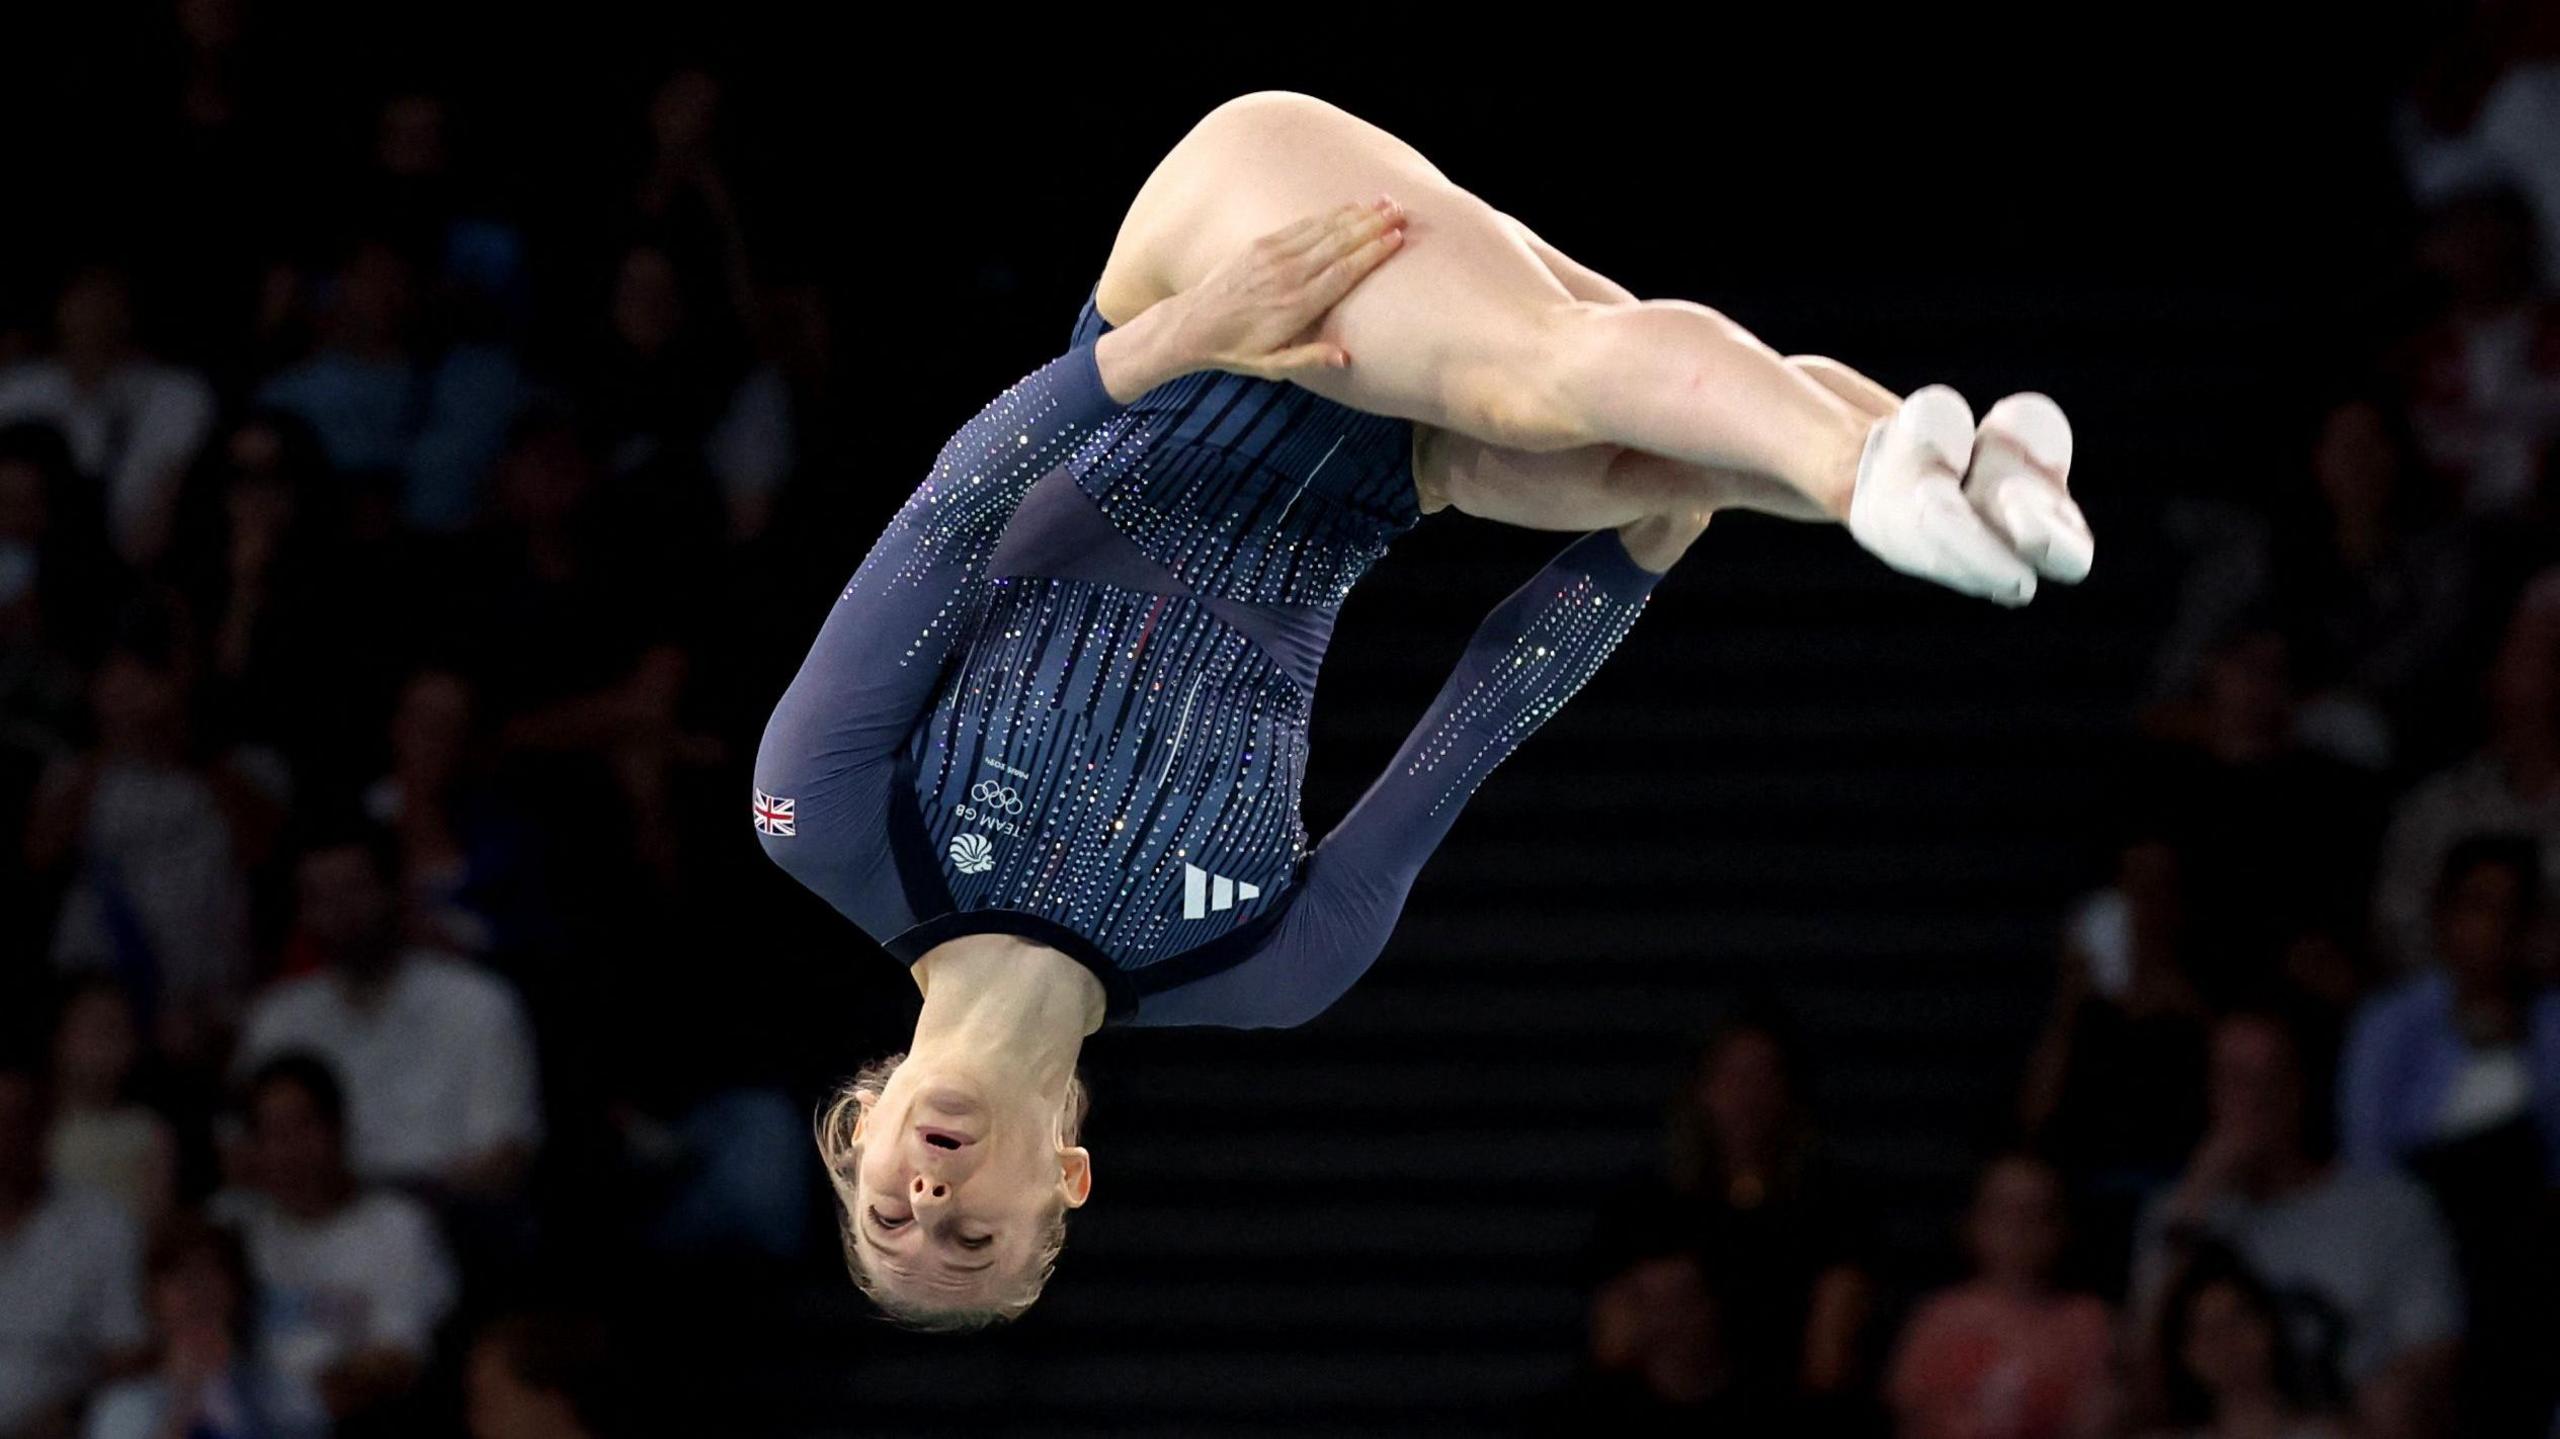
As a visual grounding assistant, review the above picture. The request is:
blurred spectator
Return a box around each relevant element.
[2397,187,2560,517]
[629,68,755,368]
[211,1054,456,1434]
[2143,399,2475,772]
[2132,1011,2462,1438]
[25,636,265,1065]
[361,92,491,290]
[1527,1250,1785,1435]
[2343,832,2560,1176]
[0,267,216,566]
[401,320,527,537]
[253,242,419,488]
[47,978,176,1227]
[0,1063,148,1439]
[1886,1153,2114,1439]
[465,1312,613,1439]
[2399,0,2560,288]
[611,1086,811,1262]
[705,283,828,543]
[249,96,531,537]
[589,243,731,487]
[173,412,365,789]
[2279,397,2475,766]
[81,1214,310,1439]
[0,422,113,749]
[2342,833,2560,1437]
[362,667,531,959]
[2143,1243,2348,1439]
[236,827,540,1197]
[2374,577,2560,971]
[1589,1013,1878,1414]
[455,413,701,886]
[2021,833,2212,1284]
[2131,628,2385,996]
[357,89,533,536]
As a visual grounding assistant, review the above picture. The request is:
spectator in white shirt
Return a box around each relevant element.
[212,1054,455,1434]
[0,268,215,567]
[0,1063,148,1439]
[237,827,540,1197]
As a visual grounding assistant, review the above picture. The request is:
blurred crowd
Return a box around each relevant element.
[8,5,2560,1439]
[0,5,842,1437]
[1548,9,2560,1439]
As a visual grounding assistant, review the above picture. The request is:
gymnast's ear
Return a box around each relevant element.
[1056,1146,1093,1209]
[848,1087,878,1143]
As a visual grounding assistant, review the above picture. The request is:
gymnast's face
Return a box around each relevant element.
[849,1067,1091,1303]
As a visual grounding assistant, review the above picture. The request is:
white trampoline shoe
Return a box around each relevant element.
[1844,384,2040,607]
[1965,392,2091,584]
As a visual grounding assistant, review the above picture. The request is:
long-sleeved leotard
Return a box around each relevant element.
[755,289,1660,1026]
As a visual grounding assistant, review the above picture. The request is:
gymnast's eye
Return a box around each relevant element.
[957,1232,994,1251]
[868,1206,909,1231]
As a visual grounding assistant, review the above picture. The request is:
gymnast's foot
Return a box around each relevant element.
[1844,385,2042,607]
[1965,392,2092,585]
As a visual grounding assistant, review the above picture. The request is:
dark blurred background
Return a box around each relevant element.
[2,5,2558,1437]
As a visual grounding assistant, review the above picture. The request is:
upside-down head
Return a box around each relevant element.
[816,1052,1091,1331]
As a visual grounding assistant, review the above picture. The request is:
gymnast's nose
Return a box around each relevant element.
[911,1172,951,1206]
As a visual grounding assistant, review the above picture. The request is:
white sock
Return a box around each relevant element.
[1844,385,2039,607]
[1965,393,2091,584]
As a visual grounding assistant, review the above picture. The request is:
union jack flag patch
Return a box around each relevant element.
[752,788,796,837]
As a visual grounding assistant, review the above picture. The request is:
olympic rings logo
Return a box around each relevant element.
[970,781,1026,815]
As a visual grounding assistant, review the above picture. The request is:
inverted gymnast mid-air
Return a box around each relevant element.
[755,91,2094,1327]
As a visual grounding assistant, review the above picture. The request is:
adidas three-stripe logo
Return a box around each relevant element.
[1182,863,1261,919]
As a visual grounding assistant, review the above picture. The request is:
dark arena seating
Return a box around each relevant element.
[3,10,2554,1439]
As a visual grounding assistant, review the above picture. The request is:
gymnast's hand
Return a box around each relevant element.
[1095,197,1408,399]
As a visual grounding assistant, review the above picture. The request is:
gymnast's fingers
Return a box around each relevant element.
[1256,340,1354,377]
[1260,203,1360,259]
[1273,195,1400,261]
[1299,225,1406,316]
[1293,197,1405,279]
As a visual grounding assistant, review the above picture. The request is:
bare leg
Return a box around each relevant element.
[1110,93,2082,601]
[1493,223,2093,589]
[1105,93,1877,518]
[1790,355,1900,419]
[1506,209,1911,518]
[1451,212,2083,594]
[1437,213,1906,532]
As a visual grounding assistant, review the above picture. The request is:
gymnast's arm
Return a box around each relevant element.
[759,201,1414,780]
[1128,521,1687,1029]
[1111,196,1411,394]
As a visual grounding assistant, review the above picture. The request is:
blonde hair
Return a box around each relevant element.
[815,1053,1090,1332]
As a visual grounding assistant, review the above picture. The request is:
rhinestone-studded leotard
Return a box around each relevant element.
[754,288,1661,1027]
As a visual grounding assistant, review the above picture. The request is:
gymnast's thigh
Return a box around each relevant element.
[1101,91,1589,439]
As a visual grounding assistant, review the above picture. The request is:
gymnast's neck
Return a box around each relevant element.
[908,934,1105,1093]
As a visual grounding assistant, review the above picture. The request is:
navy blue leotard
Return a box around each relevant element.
[754,288,1662,1027]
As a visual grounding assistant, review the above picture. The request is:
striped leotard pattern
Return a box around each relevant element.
[900,290,1416,967]
[756,287,1665,1026]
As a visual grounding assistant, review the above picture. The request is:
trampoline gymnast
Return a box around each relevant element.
[754,91,2093,1328]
